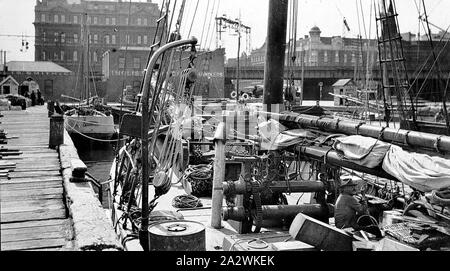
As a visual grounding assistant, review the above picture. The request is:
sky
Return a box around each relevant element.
[0,0,449,62]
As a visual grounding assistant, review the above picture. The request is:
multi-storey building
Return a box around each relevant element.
[34,0,160,98]
[249,26,379,71]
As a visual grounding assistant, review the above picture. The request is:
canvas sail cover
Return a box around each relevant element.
[333,135,391,168]
[382,145,450,192]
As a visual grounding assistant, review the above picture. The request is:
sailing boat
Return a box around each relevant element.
[64,13,116,140]
[106,0,450,252]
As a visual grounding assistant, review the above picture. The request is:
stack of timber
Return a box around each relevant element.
[0,105,73,251]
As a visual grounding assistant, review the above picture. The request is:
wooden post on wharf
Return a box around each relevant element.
[211,122,226,229]
[49,114,64,149]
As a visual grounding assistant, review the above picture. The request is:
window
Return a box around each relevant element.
[89,34,92,44]
[54,52,58,60]
[119,57,125,69]
[61,15,65,23]
[93,51,98,62]
[112,17,116,25]
[44,80,53,95]
[126,35,130,44]
[74,15,78,24]
[137,35,142,45]
[324,51,328,63]
[73,51,78,61]
[54,14,59,23]
[112,35,116,44]
[61,51,65,61]
[43,32,46,42]
[344,53,348,63]
[87,16,91,24]
[125,18,129,25]
[74,33,78,43]
[335,51,339,63]
[351,52,356,63]
[93,16,98,24]
[133,81,141,93]
[94,34,98,44]
[310,50,318,65]
[106,17,110,25]
[105,35,110,44]
[54,32,59,42]
[41,14,46,22]
[144,18,148,25]
[143,35,148,44]
[61,33,65,43]
[137,18,142,25]
[133,58,140,69]
[42,51,46,60]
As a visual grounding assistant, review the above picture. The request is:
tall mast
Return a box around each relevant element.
[83,13,90,105]
[263,0,289,113]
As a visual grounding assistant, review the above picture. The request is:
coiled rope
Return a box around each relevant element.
[172,194,203,209]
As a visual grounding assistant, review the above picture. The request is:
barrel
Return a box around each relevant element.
[148,220,205,251]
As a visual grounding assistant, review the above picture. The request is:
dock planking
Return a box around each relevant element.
[0,106,72,251]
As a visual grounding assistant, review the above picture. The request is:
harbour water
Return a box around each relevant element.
[71,135,118,209]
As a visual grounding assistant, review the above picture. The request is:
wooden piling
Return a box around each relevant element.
[49,115,64,149]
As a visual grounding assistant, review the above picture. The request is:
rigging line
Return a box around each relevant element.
[359,0,368,40]
[412,34,450,101]
[356,0,362,39]
[188,0,200,37]
[166,0,178,40]
[174,0,188,35]
[208,0,222,50]
[205,0,220,50]
[199,0,211,49]
[203,0,217,50]
[406,24,450,98]
[179,0,190,35]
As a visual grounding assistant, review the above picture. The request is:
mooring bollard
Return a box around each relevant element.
[49,114,64,149]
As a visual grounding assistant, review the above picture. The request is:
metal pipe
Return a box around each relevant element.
[223,204,334,222]
[140,37,198,251]
[280,112,450,154]
[223,180,325,195]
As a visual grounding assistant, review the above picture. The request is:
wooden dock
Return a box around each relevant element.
[0,106,73,251]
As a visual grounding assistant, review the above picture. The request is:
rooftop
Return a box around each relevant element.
[0,61,72,74]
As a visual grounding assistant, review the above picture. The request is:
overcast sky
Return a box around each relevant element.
[1,0,449,62]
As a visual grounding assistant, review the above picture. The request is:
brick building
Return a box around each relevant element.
[34,0,160,99]
[102,48,226,101]
[0,61,73,100]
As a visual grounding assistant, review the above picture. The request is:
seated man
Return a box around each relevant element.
[334,178,383,238]
[334,178,368,230]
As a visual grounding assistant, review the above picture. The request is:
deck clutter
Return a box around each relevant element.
[103,0,450,252]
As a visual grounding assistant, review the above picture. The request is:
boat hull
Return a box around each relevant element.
[64,115,116,140]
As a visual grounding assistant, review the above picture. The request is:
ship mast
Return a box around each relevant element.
[263,0,289,114]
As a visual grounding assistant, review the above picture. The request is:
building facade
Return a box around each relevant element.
[34,0,160,95]
[0,61,73,100]
[102,48,226,101]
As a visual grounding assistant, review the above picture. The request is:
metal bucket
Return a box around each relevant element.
[148,220,206,251]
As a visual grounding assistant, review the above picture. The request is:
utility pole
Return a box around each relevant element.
[215,16,251,100]
[263,0,289,114]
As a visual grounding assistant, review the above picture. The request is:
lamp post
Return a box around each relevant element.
[317,81,323,106]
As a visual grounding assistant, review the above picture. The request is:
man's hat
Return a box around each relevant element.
[340,178,358,188]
